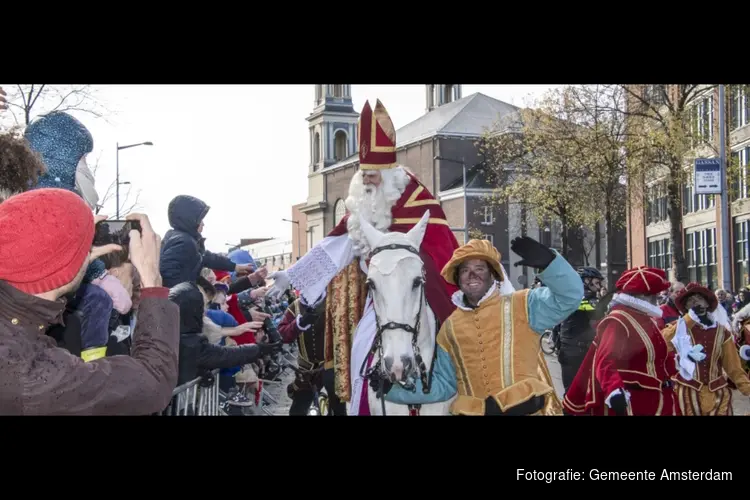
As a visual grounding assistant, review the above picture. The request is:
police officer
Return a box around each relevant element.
[558,267,604,393]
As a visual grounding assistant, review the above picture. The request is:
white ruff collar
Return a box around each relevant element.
[452,281,499,311]
[612,293,663,318]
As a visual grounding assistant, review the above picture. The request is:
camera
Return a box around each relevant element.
[93,220,142,248]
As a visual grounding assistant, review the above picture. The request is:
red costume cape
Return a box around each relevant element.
[328,172,459,323]
[563,304,679,416]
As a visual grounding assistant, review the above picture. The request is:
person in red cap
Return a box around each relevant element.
[0,188,180,415]
[563,266,681,416]
[661,282,750,415]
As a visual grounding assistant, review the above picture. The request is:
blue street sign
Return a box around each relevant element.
[694,158,722,195]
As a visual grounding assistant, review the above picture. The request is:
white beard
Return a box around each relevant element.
[346,166,410,256]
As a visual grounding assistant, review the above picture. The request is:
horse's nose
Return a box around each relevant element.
[401,355,414,377]
[383,356,394,373]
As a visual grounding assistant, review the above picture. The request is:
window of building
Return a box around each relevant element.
[731,147,750,201]
[690,94,714,146]
[334,130,348,161]
[644,84,666,105]
[647,238,672,275]
[334,199,346,226]
[736,219,750,289]
[313,131,321,169]
[333,85,344,98]
[683,178,716,215]
[482,205,494,225]
[730,85,750,131]
[685,227,717,289]
[646,182,668,224]
[482,234,494,245]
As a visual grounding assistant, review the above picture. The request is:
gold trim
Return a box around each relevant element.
[445,321,474,397]
[611,310,657,378]
[502,295,513,387]
[360,162,397,171]
[403,185,440,208]
[709,326,723,381]
[370,100,396,154]
[392,217,449,226]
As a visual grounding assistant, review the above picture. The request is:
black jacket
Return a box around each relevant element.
[160,195,236,288]
[168,282,262,385]
[558,296,597,350]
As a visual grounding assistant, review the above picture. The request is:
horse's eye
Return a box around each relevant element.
[367,280,376,291]
[412,277,423,290]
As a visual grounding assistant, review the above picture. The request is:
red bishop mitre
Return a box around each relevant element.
[675,282,719,313]
[615,266,670,296]
[358,99,397,170]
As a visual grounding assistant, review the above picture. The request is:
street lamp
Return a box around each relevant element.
[116,141,153,219]
[434,155,468,243]
[282,218,302,261]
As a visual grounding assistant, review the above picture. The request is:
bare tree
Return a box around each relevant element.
[1,84,110,127]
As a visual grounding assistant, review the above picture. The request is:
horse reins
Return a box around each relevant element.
[359,243,438,416]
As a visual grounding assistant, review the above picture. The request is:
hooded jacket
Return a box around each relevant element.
[160,196,236,288]
[168,282,263,385]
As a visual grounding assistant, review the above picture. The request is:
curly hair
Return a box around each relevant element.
[0,128,47,203]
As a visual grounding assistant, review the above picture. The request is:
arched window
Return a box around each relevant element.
[334,130,348,161]
[334,198,347,226]
[313,132,321,165]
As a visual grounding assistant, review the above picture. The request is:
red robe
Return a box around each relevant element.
[563,304,679,416]
[328,172,459,324]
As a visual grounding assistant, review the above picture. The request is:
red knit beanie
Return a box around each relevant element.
[0,188,94,294]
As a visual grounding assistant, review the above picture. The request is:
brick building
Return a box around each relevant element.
[626,84,750,291]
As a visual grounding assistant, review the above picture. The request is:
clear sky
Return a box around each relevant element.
[2,84,555,252]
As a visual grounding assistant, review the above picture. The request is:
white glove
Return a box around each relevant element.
[688,344,706,363]
[267,271,290,299]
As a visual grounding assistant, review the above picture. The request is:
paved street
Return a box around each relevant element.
[543,353,750,415]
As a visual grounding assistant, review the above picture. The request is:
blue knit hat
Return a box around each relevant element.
[24,112,94,191]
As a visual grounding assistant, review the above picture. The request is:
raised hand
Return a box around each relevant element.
[510,236,555,270]
[126,213,162,289]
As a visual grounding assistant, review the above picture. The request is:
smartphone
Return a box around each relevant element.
[93,220,142,248]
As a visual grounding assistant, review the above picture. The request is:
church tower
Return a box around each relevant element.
[301,84,359,248]
[425,84,463,113]
[307,85,359,171]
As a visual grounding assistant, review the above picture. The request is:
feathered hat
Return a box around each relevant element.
[358,99,397,170]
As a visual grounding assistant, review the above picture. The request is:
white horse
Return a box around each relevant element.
[358,211,454,416]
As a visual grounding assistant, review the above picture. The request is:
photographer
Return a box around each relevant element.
[0,189,179,415]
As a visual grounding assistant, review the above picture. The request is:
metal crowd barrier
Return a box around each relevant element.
[158,369,223,416]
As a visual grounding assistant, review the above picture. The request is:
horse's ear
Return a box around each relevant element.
[406,210,430,249]
[359,214,384,249]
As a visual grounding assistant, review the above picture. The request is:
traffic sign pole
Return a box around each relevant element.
[719,84,732,291]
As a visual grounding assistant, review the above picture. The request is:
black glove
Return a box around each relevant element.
[608,392,628,416]
[299,311,317,329]
[369,375,393,398]
[510,236,556,270]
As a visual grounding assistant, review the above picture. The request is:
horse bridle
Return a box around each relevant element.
[360,243,438,415]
